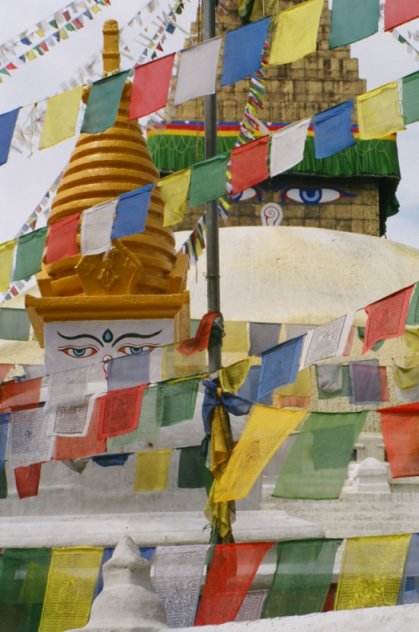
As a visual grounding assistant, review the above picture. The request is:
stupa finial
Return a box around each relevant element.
[102,19,120,75]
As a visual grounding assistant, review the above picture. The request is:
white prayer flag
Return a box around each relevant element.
[269,119,311,177]
[174,38,222,105]
[300,312,354,369]
[80,199,117,255]
[10,408,54,467]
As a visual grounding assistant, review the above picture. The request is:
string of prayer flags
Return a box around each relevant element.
[10,408,54,468]
[214,405,307,502]
[134,448,172,492]
[80,200,116,255]
[357,82,405,140]
[379,403,419,478]
[12,227,47,281]
[300,313,354,369]
[406,284,419,325]
[269,0,323,65]
[195,543,272,625]
[0,108,20,165]
[178,445,212,490]
[402,72,419,125]
[38,547,103,632]
[399,533,419,604]
[0,241,16,292]
[157,378,199,426]
[188,154,228,208]
[0,308,30,341]
[312,101,355,159]
[219,358,252,393]
[362,285,414,353]
[81,70,129,134]
[231,135,269,194]
[158,169,191,227]
[14,463,42,498]
[269,119,310,177]
[257,335,304,401]
[39,86,83,149]
[248,322,281,356]
[329,0,379,48]
[262,539,341,617]
[45,213,79,264]
[173,38,222,105]
[221,18,270,86]
[349,360,381,404]
[273,410,368,500]
[153,545,209,628]
[54,398,106,460]
[111,184,153,239]
[334,535,411,609]
[384,0,419,32]
[129,54,175,120]
[96,384,147,439]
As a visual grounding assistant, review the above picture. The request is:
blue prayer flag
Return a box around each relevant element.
[0,413,10,469]
[313,100,355,159]
[237,365,272,406]
[112,184,153,239]
[107,352,151,390]
[399,534,419,604]
[257,335,304,401]
[0,108,20,165]
[221,18,270,87]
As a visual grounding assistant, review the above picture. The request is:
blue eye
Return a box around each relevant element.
[282,187,353,204]
[118,345,156,356]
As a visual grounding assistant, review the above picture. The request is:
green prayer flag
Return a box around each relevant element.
[12,227,47,281]
[407,283,419,325]
[157,379,199,427]
[81,70,129,133]
[273,411,368,499]
[178,445,213,491]
[402,72,419,125]
[188,154,228,208]
[0,308,30,341]
[262,539,341,617]
[329,0,379,48]
[107,385,160,451]
[0,466,7,498]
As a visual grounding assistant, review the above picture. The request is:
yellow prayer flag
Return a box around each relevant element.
[38,547,103,632]
[335,535,411,610]
[223,320,249,353]
[134,448,172,492]
[393,357,419,390]
[0,240,15,292]
[219,358,252,392]
[404,328,419,352]
[26,50,37,61]
[275,367,312,397]
[40,87,83,150]
[59,28,69,41]
[214,405,307,502]
[357,82,405,140]
[269,0,324,65]
[158,169,191,227]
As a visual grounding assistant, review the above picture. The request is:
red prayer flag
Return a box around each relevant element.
[384,0,419,31]
[177,311,220,355]
[55,399,106,460]
[378,403,419,477]
[96,383,147,439]
[230,136,269,195]
[14,462,42,498]
[362,285,414,353]
[45,213,80,265]
[0,364,13,383]
[129,54,175,120]
[0,377,42,412]
[194,542,272,625]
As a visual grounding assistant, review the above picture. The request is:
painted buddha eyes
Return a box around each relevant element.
[282,187,352,204]
[118,344,157,356]
[59,345,98,358]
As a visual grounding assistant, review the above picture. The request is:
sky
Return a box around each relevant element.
[1,1,419,246]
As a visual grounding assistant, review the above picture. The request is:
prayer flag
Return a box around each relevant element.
[80,200,116,255]
[248,322,281,356]
[107,351,150,390]
[313,101,355,159]
[399,533,419,604]
[97,384,147,439]
[107,385,160,452]
[379,403,419,478]
[45,213,79,264]
[38,547,103,632]
[174,38,222,105]
[269,119,310,177]
[231,136,269,195]
[129,54,175,119]
[39,86,82,149]
[214,405,307,502]
[407,284,419,325]
[349,360,381,404]
[329,0,379,48]
[0,377,42,412]
[81,70,129,133]
[402,72,419,125]
[384,0,419,32]
[12,227,47,281]
[158,169,191,227]
[195,543,272,625]
[300,313,354,369]
[273,411,368,499]
[393,357,419,390]
[0,108,20,165]
[0,307,30,341]
[221,18,270,86]
[362,285,414,352]
[111,184,153,239]
[257,335,304,401]
[237,365,272,406]
[335,535,411,609]
[263,539,341,617]
[219,358,252,393]
[269,0,323,65]
[0,414,8,468]
[134,448,172,491]
[54,398,106,460]
[275,367,311,398]
[178,446,212,489]
[10,408,54,468]
[188,154,228,207]
[0,240,15,292]
[222,320,249,353]
[357,82,405,140]
[14,463,42,498]
[157,378,199,426]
